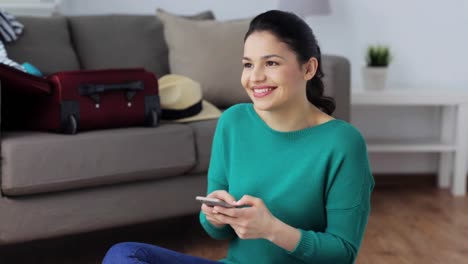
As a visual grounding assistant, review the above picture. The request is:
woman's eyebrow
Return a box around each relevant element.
[242,54,286,61]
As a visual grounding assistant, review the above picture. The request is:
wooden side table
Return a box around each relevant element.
[352,88,468,196]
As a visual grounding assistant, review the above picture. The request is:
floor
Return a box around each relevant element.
[1,176,467,264]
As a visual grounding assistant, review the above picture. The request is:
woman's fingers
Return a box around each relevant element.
[235,194,262,207]
[211,211,237,225]
[208,190,237,206]
[213,206,242,218]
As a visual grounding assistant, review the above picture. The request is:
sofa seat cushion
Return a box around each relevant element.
[1,124,196,196]
[185,119,218,174]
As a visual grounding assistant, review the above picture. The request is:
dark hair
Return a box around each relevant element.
[244,10,335,115]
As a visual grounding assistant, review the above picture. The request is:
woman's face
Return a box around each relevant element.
[241,31,312,112]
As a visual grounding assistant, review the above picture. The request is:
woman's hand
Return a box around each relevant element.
[200,190,237,228]
[211,195,277,240]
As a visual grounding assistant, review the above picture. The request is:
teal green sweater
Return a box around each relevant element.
[200,103,374,264]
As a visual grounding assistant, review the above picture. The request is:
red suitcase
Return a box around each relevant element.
[2,67,160,134]
[1,63,53,130]
[0,63,52,96]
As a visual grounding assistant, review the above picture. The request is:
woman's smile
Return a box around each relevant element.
[252,85,277,98]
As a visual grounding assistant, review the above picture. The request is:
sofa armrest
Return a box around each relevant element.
[322,55,351,122]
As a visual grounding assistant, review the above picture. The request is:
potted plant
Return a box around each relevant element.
[362,45,392,90]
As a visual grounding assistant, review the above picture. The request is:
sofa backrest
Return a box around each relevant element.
[5,12,214,78]
[68,15,170,77]
[68,12,214,78]
[5,16,81,75]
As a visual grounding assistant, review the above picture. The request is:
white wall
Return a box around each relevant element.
[313,0,468,89]
[60,0,468,174]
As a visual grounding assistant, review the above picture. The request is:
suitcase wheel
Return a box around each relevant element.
[146,109,159,127]
[62,115,78,134]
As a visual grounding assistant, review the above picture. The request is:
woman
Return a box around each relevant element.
[102,10,374,264]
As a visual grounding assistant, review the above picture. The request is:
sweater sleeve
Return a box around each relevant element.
[199,116,236,240]
[288,128,374,263]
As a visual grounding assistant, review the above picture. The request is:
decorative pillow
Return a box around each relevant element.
[157,9,251,108]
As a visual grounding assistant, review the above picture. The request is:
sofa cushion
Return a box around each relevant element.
[5,16,80,75]
[157,10,251,108]
[1,125,196,196]
[185,119,218,174]
[68,11,214,77]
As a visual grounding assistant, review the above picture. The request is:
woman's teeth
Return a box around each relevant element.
[254,88,273,93]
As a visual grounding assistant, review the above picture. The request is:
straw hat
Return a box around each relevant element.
[159,74,221,122]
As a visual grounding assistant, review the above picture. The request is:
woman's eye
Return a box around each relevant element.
[243,63,253,68]
[266,61,279,66]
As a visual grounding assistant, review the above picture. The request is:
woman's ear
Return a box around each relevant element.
[304,57,318,81]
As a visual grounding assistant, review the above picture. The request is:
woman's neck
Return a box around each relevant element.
[254,100,330,132]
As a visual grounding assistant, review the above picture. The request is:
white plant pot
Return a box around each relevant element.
[362,67,388,90]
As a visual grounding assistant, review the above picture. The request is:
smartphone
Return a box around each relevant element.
[196,196,236,208]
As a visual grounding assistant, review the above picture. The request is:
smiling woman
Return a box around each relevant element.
[241,31,315,118]
[240,14,336,132]
[102,10,374,264]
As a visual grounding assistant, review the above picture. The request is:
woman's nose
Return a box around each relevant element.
[250,67,266,82]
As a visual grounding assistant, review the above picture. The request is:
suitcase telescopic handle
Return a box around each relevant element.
[79,81,144,106]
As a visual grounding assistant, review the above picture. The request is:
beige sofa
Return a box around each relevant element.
[0,11,350,245]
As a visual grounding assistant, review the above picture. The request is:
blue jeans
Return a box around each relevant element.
[102,242,222,264]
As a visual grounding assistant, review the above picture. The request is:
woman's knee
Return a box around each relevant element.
[102,242,147,263]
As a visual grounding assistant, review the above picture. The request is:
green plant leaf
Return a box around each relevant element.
[366,45,392,67]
